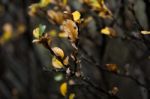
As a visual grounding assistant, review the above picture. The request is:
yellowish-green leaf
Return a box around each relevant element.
[60,82,67,96]
[52,56,64,68]
[63,0,67,5]
[33,27,40,38]
[141,31,150,35]
[40,0,51,7]
[69,93,75,99]
[72,11,81,21]
[52,47,64,59]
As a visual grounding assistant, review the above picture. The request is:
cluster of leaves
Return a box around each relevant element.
[0,22,26,45]
[30,0,150,99]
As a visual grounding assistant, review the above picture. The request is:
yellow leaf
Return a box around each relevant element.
[33,27,40,38]
[141,31,150,35]
[91,0,102,8]
[63,56,69,65]
[69,93,75,99]
[2,31,12,41]
[72,11,81,21]
[47,10,64,24]
[63,0,67,5]
[52,47,64,59]
[101,27,110,35]
[28,3,40,16]
[40,0,51,7]
[52,56,64,68]
[61,20,78,42]
[99,10,112,19]
[60,82,67,96]
[101,27,116,37]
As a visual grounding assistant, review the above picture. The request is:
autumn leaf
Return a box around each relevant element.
[99,6,112,19]
[72,11,81,21]
[52,47,64,59]
[106,64,118,72]
[61,20,78,42]
[52,56,64,68]
[47,10,64,24]
[69,93,75,99]
[28,3,39,16]
[33,27,40,38]
[101,27,117,37]
[60,82,67,96]
[141,31,150,35]
[63,56,69,65]
[40,0,51,7]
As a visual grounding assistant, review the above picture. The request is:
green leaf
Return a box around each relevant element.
[39,24,46,35]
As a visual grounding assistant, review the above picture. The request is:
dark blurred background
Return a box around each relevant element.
[0,0,150,99]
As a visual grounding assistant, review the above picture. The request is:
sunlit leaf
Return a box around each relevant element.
[61,20,78,42]
[63,56,69,65]
[72,11,81,21]
[141,31,150,35]
[69,93,75,99]
[33,27,40,38]
[52,56,64,68]
[101,27,116,37]
[40,0,51,7]
[60,82,67,96]
[52,47,64,59]
[47,10,64,24]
